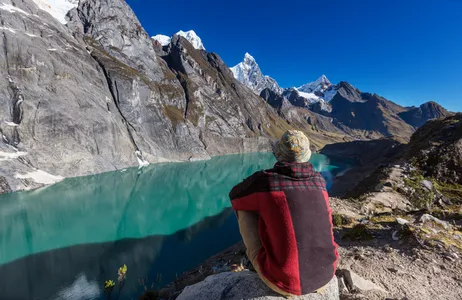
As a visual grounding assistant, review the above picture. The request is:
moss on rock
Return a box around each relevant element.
[332,214,357,227]
[342,224,374,241]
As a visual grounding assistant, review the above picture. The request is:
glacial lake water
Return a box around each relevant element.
[0,152,352,300]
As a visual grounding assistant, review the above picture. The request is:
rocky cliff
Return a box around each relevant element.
[0,0,296,192]
[327,82,415,141]
[398,101,451,128]
[406,113,462,185]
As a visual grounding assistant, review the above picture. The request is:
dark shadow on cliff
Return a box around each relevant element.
[321,139,405,197]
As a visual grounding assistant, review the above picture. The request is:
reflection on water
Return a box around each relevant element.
[0,208,237,300]
[0,153,351,299]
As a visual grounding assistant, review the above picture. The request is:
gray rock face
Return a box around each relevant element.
[0,176,11,194]
[0,0,288,192]
[0,0,138,191]
[176,271,339,300]
[260,88,290,112]
[71,0,164,81]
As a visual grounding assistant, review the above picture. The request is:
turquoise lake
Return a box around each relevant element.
[0,153,352,300]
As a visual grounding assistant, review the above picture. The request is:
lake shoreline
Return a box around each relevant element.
[3,150,276,194]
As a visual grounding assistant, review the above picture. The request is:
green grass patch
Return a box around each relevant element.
[369,215,398,224]
[332,214,357,227]
[434,181,462,202]
[264,112,294,139]
[402,171,435,209]
[342,224,374,241]
[186,101,204,127]
[163,105,185,127]
[430,206,462,221]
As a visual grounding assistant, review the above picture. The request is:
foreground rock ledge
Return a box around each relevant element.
[176,271,339,300]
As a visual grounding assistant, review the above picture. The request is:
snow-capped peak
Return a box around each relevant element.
[152,34,171,46]
[244,52,256,64]
[298,75,332,94]
[176,30,205,50]
[31,0,78,24]
[230,53,282,95]
[151,30,206,50]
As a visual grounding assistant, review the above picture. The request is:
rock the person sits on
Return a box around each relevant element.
[229,131,339,297]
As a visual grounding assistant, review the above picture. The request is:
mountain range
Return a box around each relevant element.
[230,52,452,143]
[0,0,453,193]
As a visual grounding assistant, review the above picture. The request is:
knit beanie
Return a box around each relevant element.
[273,130,312,163]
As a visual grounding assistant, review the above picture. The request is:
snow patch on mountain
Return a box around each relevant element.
[0,26,16,33]
[30,0,78,24]
[295,90,322,102]
[293,75,339,103]
[230,53,282,95]
[282,87,333,112]
[15,170,64,185]
[0,3,31,16]
[151,30,205,50]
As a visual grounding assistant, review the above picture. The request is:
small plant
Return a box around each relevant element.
[137,274,164,300]
[342,224,374,241]
[332,214,356,227]
[104,264,128,300]
[104,280,115,298]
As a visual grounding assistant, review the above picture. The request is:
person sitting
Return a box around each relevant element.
[229,130,338,297]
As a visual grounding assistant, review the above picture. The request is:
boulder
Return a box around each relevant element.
[176,271,339,300]
[419,214,451,230]
[396,218,409,225]
[362,192,412,214]
[421,180,434,191]
[337,269,386,293]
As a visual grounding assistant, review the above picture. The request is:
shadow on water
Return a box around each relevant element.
[0,153,352,299]
[0,208,237,300]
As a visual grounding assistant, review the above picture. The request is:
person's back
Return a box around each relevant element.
[229,130,338,296]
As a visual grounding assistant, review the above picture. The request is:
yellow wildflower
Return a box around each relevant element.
[104,280,115,289]
[118,264,127,275]
[118,264,128,282]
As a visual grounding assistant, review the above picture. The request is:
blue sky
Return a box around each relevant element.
[126,0,462,112]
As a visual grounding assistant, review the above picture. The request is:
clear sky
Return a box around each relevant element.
[126,0,462,112]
